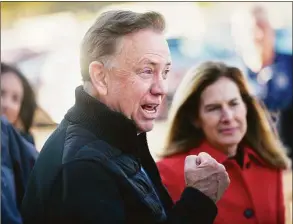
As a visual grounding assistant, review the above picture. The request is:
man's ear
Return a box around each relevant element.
[89,61,108,96]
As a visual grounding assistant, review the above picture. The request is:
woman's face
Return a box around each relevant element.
[197,77,247,153]
[1,72,24,125]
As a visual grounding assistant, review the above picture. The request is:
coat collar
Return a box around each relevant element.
[189,141,228,164]
[65,86,148,157]
[190,141,267,167]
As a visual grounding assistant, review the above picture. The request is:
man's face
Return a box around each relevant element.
[235,15,274,64]
[105,29,171,133]
[252,18,274,59]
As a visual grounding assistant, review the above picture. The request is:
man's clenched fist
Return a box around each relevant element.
[184,152,230,203]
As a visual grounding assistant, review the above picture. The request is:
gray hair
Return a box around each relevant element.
[80,10,166,81]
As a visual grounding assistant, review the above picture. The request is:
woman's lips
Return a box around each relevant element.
[219,127,238,134]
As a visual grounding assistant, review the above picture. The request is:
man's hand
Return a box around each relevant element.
[184,152,230,203]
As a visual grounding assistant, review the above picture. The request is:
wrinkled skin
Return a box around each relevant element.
[184,152,230,203]
[90,29,171,133]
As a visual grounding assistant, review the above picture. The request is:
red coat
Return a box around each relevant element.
[157,142,285,224]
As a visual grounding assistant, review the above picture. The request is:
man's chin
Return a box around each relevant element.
[136,121,154,133]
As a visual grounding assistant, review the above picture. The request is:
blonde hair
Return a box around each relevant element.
[161,61,290,169]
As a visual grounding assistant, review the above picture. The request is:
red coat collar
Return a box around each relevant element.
[189,141,267,167]
[189,141,228,164]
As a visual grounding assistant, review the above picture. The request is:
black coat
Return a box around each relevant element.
[21,86,217,224]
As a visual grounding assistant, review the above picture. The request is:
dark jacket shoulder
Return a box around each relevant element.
[21,86,217,224]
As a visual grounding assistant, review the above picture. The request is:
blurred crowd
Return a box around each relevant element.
[1,2,292,224]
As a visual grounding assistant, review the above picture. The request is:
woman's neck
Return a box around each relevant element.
[207,141,238,157]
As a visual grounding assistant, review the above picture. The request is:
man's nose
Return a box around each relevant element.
[150,76,168,96]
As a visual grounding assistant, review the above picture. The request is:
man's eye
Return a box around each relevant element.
[138,68,154,79]
[162,70,170,79]
[143,68,153,74]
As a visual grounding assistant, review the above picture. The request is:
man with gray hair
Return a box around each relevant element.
[21,10,230,224]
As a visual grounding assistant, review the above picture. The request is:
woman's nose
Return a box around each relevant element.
[221,107,234,122]
[1,97,12,112]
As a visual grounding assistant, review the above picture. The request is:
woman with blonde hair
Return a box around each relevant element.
[157,61,291,224]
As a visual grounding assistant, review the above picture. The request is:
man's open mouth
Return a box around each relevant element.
[141,104,159,114]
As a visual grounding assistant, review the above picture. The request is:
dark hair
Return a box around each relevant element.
[1,62,37,133]
[80,10,166,81]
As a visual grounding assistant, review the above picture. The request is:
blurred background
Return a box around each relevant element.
[1,2,292,222]
[1,1,292,152]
